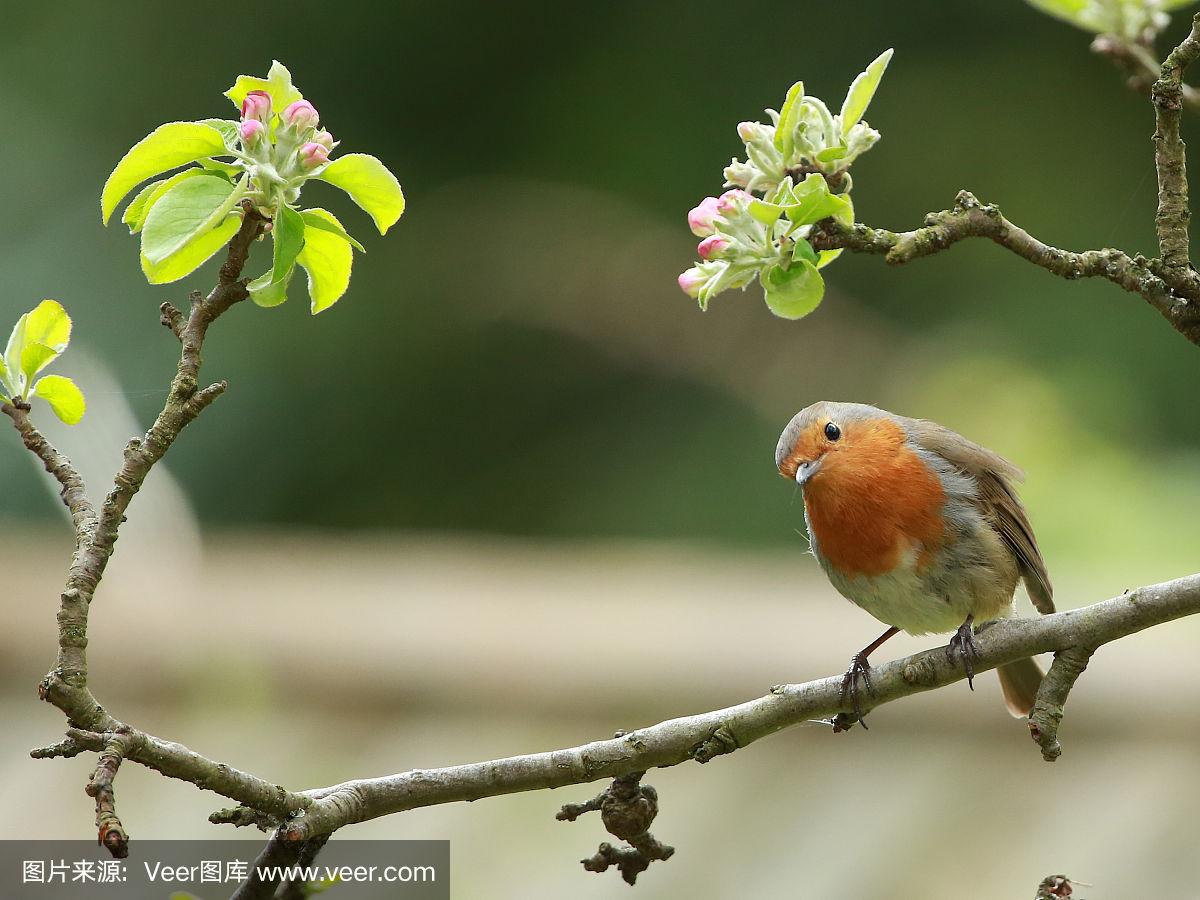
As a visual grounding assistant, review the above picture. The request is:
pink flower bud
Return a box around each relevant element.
[697,235,731,260]
[298,141,330,169]
[241,90,272,123]
[687,197,722,237]
[716,189,752,215]
[737,121,761,142]
[311,129,335,151]
[282,99,320,131]
[678,267,706,298]
[238,118,266,146]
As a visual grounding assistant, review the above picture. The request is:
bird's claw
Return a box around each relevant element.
[839,652,876,724]
[946,619,982,689]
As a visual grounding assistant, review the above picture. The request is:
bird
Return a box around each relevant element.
[774,401,1054,720]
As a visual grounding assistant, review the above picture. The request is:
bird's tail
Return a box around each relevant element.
[997,656,1044,718]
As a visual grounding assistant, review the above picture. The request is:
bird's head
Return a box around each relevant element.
[775,401,907,491]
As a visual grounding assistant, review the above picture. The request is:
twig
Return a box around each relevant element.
[0,403,94,535]
[1152,12,1200,277]
[62,728,309,821]
[229,830,307,900]
[1027,646,1095,762]
[809,191,1200,346]
[83,729,138,858]
[559,771,673,885]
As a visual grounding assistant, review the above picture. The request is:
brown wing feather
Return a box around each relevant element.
[909,419,1054,614]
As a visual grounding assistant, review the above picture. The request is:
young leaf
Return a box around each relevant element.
[196,157,241,179]
[840,48,894,137]
[315,154,406,234]
[0,355,12,399]
[196,118,240,150]
[773,81,805,159]
[29,374,85,425]
[123,168,209,234]
[300,210,366,252]
[101,122,229,224]
[141,176,241,264]
[748,199,785,226]
[761,261,825,320]
[817,248,843,269]
[4,299,71,392]
[272,206,306,283]
[224,60,303,112]
[296,208,353,313]
[141,214,241,284]
[1024,0,1089,27]
[792,237,819,265]
[248,267,294,308]
[783,173,853,227]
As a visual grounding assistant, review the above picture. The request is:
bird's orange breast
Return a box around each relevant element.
[802,420,947,578]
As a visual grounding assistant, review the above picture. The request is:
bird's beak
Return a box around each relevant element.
[795,457,822,486]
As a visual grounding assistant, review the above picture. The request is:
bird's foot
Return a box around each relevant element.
[946,617,982,689]
[839,652,876,725]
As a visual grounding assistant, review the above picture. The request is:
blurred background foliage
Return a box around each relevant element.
[0,0,1197,581]
[3,3,1200,897]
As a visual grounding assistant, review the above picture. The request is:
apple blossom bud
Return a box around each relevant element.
[311,129,335,151]
[737,121,761,142]
[716,189,752,215]
[241,90,272,123]
[678,267,706,298]
[298,141,330,169]
[687,197,722,237]
[239,118,267,146]
[282,99,320,131]
[697,235,731,260]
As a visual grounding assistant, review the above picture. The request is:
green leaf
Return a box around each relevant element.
[748,199,784,226]
[783,173,854,227]
[123,168,209,234]
[272,206,306,283]
[248,266,294,307]
[141,175,241,263]
[296,208,353,313]
[0,354,12,398]
[300,210,366,252]
[840,48,893,136]
[817,248,843,269]
[29,374,85,425]
[1024,0,1089,26]
[816,145,847,163]
[224,60,303,113]
[101,122,229,224]
[5,299,72,392]
[196,157,241,179]
[792,237,818,265]
[773,81,805,158]
[141,214,242,284]
[315,154,406,234]
[761,261,825,320]
[197,118,240,149]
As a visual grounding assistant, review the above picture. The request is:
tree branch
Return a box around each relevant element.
[247,573,1198,841]
[810,191,1200,346]
[32,205,265,738]
[1152,12,1200,277]
[1,402,95,536]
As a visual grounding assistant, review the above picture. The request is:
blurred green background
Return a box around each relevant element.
[2,2,1199,898]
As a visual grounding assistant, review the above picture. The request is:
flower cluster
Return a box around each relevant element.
[101,61,405,313]
[237,91,339,214]
[678,50,892,320]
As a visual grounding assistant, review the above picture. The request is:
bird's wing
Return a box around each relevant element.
[909,419,1055,614]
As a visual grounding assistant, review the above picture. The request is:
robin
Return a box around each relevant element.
[775,401,1054,720]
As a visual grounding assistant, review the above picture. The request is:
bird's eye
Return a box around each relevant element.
[824,422,841,441]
